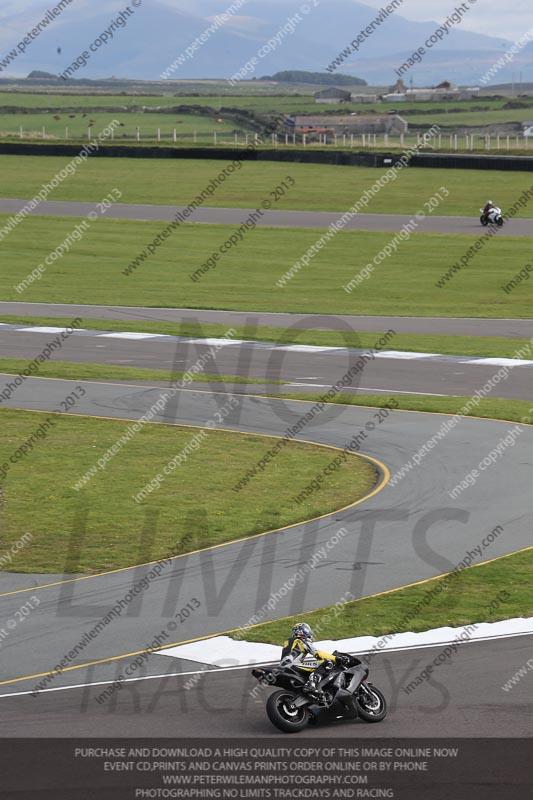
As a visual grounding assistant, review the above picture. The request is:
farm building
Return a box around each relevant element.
[293,114,408,134]
[350,94,379,103]
[314,88,352,104]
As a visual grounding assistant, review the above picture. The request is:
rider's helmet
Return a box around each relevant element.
[487,200,493,205]
[292,622,314,642]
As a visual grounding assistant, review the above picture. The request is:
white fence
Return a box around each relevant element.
[8,126,533,151]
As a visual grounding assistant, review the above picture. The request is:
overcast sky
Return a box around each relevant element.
[1,0,530,48]
[358,0,531,40]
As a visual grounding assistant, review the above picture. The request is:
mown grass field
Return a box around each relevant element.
[0,357,279,385]
[0,408,377,573]
[1,217,531,317]
[242,548,533,643]
[1,91,532,125]
[0,112,246,140]
[1,155,532,216]
[274,393,533,427]
[0,317,532,360]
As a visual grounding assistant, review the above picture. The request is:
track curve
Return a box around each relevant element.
[0,375,531,697]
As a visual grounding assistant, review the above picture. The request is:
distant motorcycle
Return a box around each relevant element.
[252,652,388,733]
[480,206,503,227]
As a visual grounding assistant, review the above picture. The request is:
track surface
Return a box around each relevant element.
[1,302,532,339]
[1,325,532,399]
[2,636,532,737]
[0,375,531,713]
[1,197,532,235]
[0,201,531,739]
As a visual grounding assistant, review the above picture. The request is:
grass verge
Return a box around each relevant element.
[1,218,532,317]
[269,393,533,426]
[1,155,532,216]
[241,548,533,644]
[0,408,377,574]
[0,358,280,385]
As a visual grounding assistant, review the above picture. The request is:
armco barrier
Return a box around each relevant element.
[0,142,386,166]
[411,152,533,171]
[0,142,532,171]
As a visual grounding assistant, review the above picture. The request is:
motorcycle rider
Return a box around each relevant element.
[280,622,350,697]
[482,199,496,221]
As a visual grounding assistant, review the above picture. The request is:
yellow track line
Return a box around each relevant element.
[1,544,530,689]
[0,364,533,428]
[0,405,389,599]
[1,368,531,426]
[0,378,531,687]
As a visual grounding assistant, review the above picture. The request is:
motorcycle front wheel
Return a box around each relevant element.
[480,215,489,226]
[355,683,388,722]
[266,690,310,733]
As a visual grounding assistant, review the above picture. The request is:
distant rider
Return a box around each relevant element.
[482,200,496,221]
[280,623,349,697]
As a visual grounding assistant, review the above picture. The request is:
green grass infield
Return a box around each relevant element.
[0,408,378,574]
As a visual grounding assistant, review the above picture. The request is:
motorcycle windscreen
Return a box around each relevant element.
[346,665,369,693]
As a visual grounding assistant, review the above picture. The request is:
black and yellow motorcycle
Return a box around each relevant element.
[252,651,388,733]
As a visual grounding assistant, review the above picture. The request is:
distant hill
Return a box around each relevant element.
[27,70,57,79]
[260,71,366,86]
[0,0,518,85]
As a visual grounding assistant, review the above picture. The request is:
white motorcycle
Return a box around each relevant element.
[480,206,503,227]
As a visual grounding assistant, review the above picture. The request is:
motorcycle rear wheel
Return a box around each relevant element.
[266,690,310,733]
[355,683,388,722]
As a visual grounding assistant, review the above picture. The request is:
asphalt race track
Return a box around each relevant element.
[1,301,532,339]
[0,201,531,740]
[2,636,532,737]
[1,197,532,236]
[1,323,532,399]
[0,373,532,735]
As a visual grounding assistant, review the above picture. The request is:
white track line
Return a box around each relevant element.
[1,629,531,701]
